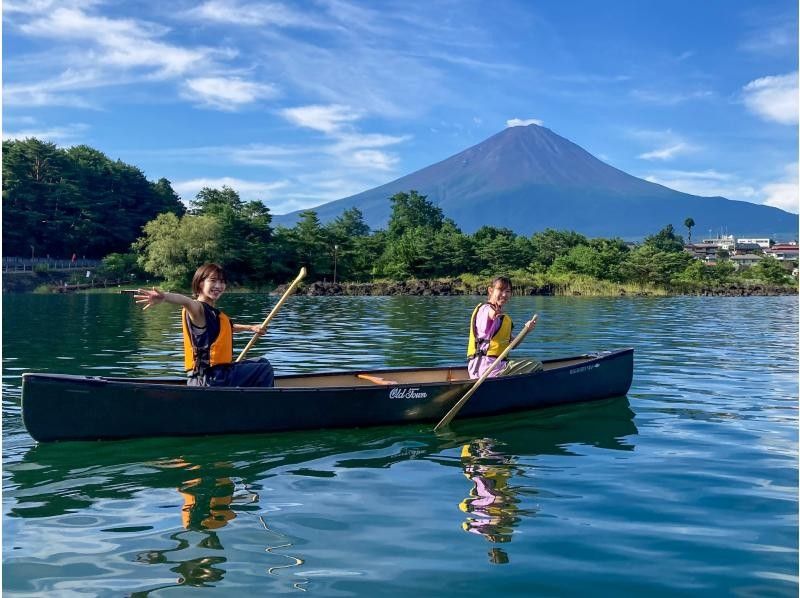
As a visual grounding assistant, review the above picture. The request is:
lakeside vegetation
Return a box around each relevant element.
[4,138,797,296]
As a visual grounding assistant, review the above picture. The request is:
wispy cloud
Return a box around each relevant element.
[4,4,233,109]
[2,122,90,143]
[742,72,798,125]
[183,0,334,29]
[643,169,757,200]
[182,77,278,110]
[631,88,713,105]
[172,177,291,204]
[638,143,694,161]
[761,163,799,213]
[740,12,797,56]
[631,128,699,161]
[507,118,543,127]
[280,103,409,172]
[281,104,363,134]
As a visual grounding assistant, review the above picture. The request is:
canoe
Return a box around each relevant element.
[21,348,633,442]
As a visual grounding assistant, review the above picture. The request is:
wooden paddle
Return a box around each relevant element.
[434,313,538,431]
[236,267,307,362]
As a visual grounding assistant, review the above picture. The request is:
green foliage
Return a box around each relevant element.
[750,256,792,284]
[623,245,693,286]
[529,229,588,267]
[386,190,445,238]
[2,138,184,258]
[643,224,685,253]
[684,217,695,243]
[133,213,222,288]
[101,253,143,280]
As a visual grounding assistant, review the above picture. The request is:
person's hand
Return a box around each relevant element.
[525,317,537,329]
[134,287,165,310]
[250,324,266,335]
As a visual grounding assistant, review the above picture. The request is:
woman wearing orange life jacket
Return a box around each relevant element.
[134,263,274,387]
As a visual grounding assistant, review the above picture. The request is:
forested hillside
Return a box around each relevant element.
[2,138,185,258]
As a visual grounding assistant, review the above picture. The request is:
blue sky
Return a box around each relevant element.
[4,0,798,216]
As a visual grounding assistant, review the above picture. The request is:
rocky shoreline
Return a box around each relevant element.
[284,279,798,297]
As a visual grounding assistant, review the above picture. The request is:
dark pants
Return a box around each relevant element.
[188,357,275,387]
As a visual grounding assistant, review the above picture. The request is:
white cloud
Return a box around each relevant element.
[184,0,331,29]
[345,149,399,171]
[281,104,362,133]
[330,132,411,152]
[761,164,799,213]
[643,170,757,200]
[631,89,713,105]
[631,129,699,162]
[742,72,799,125]
[2,122,90,143]
[182,77,278,110]
[18,7,212,76]
[638,143,694,161]
[506,118,543,127]
[173,177,291,203]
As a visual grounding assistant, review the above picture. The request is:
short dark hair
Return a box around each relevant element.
[192,263,227,297]
[490,276,512,292]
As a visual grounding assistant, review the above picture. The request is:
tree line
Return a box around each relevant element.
[3,138,794,289]
[128,188,793,288]
[3,138,184,259]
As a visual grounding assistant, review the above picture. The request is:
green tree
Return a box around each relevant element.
[643,224,685,253]
[684,217,695,243]
[622,245,693,286]
[529,229,588,267]
[133,213,222,287]
[550,240,628,282]
[750,256,792,284]
[288,211,329,278]
[386,190,444,239]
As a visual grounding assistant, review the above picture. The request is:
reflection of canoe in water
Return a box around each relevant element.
[21,348,633,442]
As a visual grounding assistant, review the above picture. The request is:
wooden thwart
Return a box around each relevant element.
[357,374,398,385]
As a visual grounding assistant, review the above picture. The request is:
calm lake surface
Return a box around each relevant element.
[3,293,798,596]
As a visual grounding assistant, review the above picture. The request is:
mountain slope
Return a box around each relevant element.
[274,125,797,238]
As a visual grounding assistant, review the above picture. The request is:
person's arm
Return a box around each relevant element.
[232,323,265,335]
[134,288,206,327]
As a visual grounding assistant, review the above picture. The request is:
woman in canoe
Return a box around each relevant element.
[134,263,275,387]
[467,276,540,379]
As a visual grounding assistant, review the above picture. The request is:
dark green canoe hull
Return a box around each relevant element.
[21,348,633,442]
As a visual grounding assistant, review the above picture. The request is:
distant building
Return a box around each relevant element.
[701,235,736,251]
[733,242,763,255]
[730,254,763,269]
[684,242,718,261]
[737,238,773,249]
[766,243,799,261]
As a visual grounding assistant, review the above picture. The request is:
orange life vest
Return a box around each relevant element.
[182,303,233,373]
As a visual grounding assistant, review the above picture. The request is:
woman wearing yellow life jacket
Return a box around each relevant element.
[467,276,539,379]
[134,263,275,387]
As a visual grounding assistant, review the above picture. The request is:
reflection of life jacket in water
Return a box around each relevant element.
[179,476,236,530]
[459,440,519,545]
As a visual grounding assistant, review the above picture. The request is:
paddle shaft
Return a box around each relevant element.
[434,313,538,431]
[236,267,307,363]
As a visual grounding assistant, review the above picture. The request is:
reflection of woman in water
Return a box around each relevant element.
[459,438,523,564]
[133,459,257,592]
[179,475,237,530]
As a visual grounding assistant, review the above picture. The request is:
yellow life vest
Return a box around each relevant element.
[182,303,233,373]
[467,303,513,359]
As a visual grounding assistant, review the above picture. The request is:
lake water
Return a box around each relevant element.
[3,293,798,596]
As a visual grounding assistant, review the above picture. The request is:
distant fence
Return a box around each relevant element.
[3,257,102,273]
